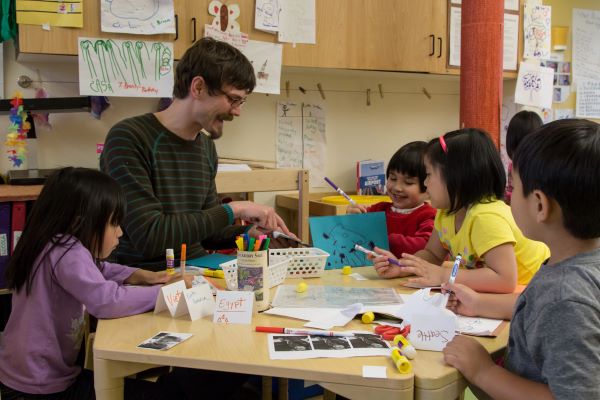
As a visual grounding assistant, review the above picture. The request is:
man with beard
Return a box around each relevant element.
[101,37,292,271]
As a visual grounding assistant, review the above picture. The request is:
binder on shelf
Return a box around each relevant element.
[0,202,11,289]
[11,201,26,256]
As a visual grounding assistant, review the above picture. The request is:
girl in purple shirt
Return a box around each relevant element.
[0,168,184,399]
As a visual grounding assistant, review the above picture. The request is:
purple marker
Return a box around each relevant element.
[354,244,403,267]
[324,177,358,206]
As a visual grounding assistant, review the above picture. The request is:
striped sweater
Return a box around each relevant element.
[100,113,246,271]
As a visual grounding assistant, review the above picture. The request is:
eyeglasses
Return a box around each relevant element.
[216,89,247,108]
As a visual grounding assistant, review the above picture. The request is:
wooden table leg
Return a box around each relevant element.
[93,357,158,400]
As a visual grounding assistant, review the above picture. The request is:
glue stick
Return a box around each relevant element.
[166,248,175,275]
[391,348,412,374]
[393,334,417,359]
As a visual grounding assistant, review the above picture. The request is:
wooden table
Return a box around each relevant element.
[93,268,508,400]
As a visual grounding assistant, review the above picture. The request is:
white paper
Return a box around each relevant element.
[174,285,215,321]
[204,24,249,48]
[362,366,387,379]
[448,8,519,71]
[78,37,174,97]
[573,9,600,84]
[154,280,186,317]
[503,13,519,71]
[349,273,368,281]
[304,303,363,330]
[554,108,574,120]
[242,40,283,94]
[277,101,303,169]
[576,80,600,119]
[504,0,519,11]
[278,0,316,44]
[409,311,456,351]
[213,291,254,324]
[302,103,327,188]
[397,289,457,351]
[523,4,551,59]
[456,316,503,337]
[217,164,252,172]
[514,63,554,109]
[255,0,281,32]
[269,332,390,360]
[101,0,175,34]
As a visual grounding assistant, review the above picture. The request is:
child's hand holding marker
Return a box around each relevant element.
[360,246,412,279]
[441,282,481,317]
[346,203,368,214]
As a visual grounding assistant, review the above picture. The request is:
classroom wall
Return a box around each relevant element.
[0,39,461,204]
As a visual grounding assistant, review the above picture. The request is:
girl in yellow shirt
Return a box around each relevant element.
[371,129,549,293]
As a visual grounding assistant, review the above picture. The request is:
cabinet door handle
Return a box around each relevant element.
[174,14,178,40]
[429,34,435,56]
[191,17,197,42]
[437,37,443,58]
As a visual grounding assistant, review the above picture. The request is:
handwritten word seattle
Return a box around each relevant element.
[416,329,450,343]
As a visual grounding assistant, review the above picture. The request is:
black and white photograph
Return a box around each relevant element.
[349,334,387,349]
[137,331,193,351]
[311,336,352,350]
[273,335,312,352]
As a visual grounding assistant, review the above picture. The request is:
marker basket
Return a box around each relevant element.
[221,257,291,291]
[269,247,329,278]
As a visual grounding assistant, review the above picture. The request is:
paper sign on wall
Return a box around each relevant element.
[514,63,554,109]
[213,291,254,324]
[155,280,186,316]
[78,37,174,97]
[174,284,216,321]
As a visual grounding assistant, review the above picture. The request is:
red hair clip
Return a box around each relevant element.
[439,135,448,154]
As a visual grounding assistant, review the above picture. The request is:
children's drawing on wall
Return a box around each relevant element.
[309,212,389,269]
[242,40,282,94]
[208,1,240,32]
[78,37,174,97]
[302,103,326,188]
[523,4,551,59]
[101,0,175,34]
[16,0,83,27]
[255,0,280,32]
[514,62,553,109]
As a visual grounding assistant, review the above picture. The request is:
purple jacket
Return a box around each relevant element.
[0,237,160,394]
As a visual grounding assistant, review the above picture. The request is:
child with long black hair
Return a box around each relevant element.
[0,167,186,399]
[371,129,550,292]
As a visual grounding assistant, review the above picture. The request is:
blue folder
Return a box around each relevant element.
[186,253,236,269]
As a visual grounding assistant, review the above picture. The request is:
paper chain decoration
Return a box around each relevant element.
[6,92,29,167]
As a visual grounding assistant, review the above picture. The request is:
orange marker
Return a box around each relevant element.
[180,243,187,275]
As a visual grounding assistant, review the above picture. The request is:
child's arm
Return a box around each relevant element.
[346,204,368,214]
[443,282,517,319]
[124,269,194,288]
[388,217,434,256]
[443,336,554,400]
[450,243,518,293]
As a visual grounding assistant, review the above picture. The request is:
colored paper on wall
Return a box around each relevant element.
[78,37,173,97]
[514,62,554,109]
[309,212,389,269]
[523,4,551,59]
[101,0,175,35]
[17,0,83,27]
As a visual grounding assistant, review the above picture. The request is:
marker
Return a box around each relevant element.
[194,267,225,279]
[255,326,355,337]
[354,244,403,267]
[261,237,271,250]
[180,243,187,276]
[448,254,462,285]
[442,254,462,307]
[272,231,311,247]
[324,177,358,206]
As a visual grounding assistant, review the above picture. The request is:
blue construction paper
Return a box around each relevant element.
[309,212,389,269]
[186,253,236,269]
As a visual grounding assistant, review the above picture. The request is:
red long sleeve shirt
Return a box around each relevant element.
[366,202,436,257]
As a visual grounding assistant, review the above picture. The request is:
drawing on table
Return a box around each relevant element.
[101,0,175,34]
[78,38,173,97]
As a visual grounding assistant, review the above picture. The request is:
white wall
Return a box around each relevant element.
[1,39,462,201]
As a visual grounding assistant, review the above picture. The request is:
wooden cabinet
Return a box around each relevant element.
[281,0,449,73]
[17,0,450,74]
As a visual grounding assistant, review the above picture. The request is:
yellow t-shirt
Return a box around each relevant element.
[434,200,550,285]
